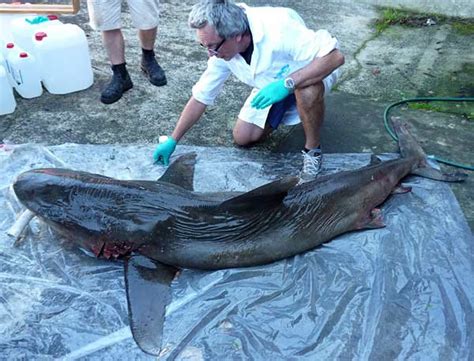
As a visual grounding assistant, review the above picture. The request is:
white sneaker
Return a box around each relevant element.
[299,149,322,183]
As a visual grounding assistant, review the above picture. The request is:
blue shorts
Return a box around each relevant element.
[266,94,297,129]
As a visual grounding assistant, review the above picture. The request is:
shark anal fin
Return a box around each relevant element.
[358,208,385,229]
[158,152,197,191]
[124,255,178,356]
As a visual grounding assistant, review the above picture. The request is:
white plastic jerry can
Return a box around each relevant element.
[0,13,35,44]
[0,50,6,70]
[0,64,16,115]
[10,14,62,53]
[33,24,93,94]
[3,42,18,87]
[7,49,43,99]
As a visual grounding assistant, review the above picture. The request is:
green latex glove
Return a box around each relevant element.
[153,137,177,166]
[26,16,49,25]
[250,79,290,110]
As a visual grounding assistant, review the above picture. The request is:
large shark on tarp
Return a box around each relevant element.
[12,119,467,356]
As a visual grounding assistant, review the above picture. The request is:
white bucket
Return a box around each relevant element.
[33,24,93,94]
[10,15,62,53]
[7,50,43,99]
[0,64,16,115]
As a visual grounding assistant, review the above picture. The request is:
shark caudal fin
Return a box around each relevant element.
[390,117,467,182]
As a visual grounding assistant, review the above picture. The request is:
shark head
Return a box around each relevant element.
[12,154,202,260]
[13,168,152,258]
[14,168,74,217]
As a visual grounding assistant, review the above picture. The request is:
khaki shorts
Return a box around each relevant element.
[239,68,340,129]
[87,0,160,31]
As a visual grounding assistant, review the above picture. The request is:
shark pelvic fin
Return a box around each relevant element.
[125,255,178,356]
[158,152,197,191]
[218,176,299,211]
[391,183,412,194]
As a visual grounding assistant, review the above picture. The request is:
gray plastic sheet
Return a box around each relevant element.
[1,143,473,360]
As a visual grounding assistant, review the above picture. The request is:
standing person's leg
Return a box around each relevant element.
[87,0,133,104]
[138,27,156,51]
[129,0,167,86]
[138,28,167,86]
[100,29,134,104]
[103,29,126,65]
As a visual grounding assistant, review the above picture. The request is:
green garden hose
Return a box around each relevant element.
[383,97,474,171]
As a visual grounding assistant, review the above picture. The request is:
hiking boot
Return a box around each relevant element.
[141,56,167,87]
[100,64,133,104]
[298,149,323,183]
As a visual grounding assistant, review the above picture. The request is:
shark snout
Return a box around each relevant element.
[13,168,67,212]
[13,170,41,204]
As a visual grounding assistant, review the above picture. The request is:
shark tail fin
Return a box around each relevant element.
[390,117,467,182]
[390,117,427,161]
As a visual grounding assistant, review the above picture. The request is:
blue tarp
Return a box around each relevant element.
[1,143,473,360]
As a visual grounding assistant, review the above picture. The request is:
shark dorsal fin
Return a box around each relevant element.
[158,152,197,191]
[218,176,299,211]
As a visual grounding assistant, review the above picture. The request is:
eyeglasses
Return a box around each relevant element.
[200,37,226,56]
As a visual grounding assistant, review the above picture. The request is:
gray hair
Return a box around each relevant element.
[188,0,249,38]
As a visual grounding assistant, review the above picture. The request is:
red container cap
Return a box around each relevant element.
[19,52,28,58]
[35,32,48,41]
[6,43,14,49]
[47,14,58,21]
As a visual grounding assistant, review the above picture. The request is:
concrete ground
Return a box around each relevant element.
[1,0,473,229]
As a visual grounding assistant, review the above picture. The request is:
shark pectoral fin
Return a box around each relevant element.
[158,152,197,191]
[391,183,412,194]
[412,167,468,183]
[218,176,299,211]
[124,255,178,356]
[358,208,385,229]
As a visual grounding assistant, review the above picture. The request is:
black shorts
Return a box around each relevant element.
[266,93,297,129]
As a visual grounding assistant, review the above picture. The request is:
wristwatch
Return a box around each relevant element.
[284,77,296,92]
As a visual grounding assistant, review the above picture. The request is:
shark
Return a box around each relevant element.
[12,119,467,355]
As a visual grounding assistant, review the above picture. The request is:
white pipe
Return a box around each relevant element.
[59,327,132,361]
[6,209,34,244]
